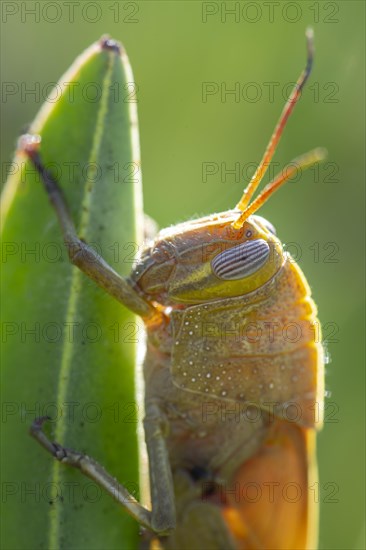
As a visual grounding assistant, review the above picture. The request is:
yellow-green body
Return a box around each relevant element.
[131,211,324,549]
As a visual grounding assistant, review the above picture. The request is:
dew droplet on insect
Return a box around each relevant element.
[325,389,332,398]
[175,340,180,345]
[269,382,274,389]
[216,376,220,381]
[189,361,193,365]
[191,377,196,382]
[189,331,193,336]
[184,321,189,326]
[206,373,211,378]
[221,390,227,397]
[183,372,187,377]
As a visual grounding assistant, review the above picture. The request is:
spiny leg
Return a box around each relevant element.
[30,417,173,536]
[18,134,161,323]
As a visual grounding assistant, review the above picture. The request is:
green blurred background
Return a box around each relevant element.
[1,1,364,549]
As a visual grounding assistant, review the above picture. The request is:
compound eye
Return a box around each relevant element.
[211,239,270,280]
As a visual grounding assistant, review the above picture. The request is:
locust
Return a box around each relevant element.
[20,29,325,550]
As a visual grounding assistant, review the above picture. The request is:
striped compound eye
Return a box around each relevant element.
[211,239,270,280]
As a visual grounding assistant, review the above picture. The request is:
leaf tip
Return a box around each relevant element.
[99,35,123,55]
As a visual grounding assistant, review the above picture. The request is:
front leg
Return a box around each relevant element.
[18,134,161,323]
[30,416,174,536]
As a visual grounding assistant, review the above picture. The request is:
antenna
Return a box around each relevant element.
[232,148,326,228]
[233,29,321,229]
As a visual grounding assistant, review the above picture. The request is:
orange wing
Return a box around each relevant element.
[222,418,318,550]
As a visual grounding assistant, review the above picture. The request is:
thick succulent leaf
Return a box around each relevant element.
[1,38,143,549]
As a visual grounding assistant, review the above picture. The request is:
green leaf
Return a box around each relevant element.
[1,38,143,549]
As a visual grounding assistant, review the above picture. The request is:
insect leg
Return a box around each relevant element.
[30,416,172,535]
[19,135,159,321]
[143,402,176,533]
